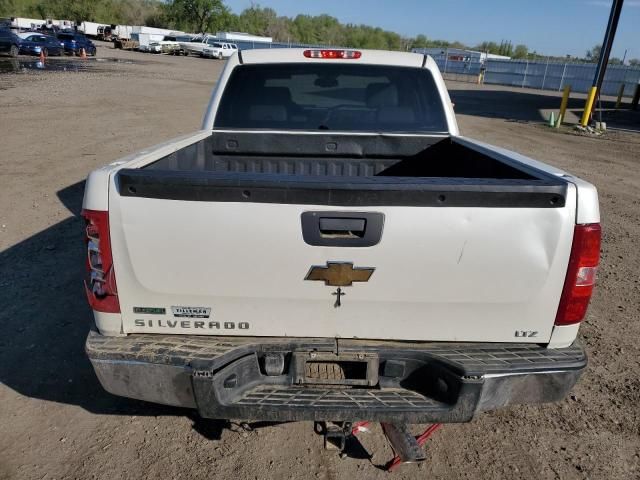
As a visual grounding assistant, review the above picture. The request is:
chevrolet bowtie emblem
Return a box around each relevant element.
[305,262,375,308]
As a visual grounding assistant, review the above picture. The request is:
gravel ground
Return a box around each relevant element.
[1,43,639,480]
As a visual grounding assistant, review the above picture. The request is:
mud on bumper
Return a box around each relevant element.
[86,331,586,423]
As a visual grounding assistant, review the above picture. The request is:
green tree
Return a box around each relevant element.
[499,40,512,56]
[411,34,428,49]
[292,14,320,44]
[475,41,500,54]
[513,44,528,59]
[0,0,17,17]
[0,0,168,25]
[586,44,602,63]
[311,14,343,45]
[237,5,273,36]
[629,58,640,67]
[170,0,228,33]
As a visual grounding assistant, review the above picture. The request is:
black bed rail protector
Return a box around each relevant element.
[209,131,446,157]
[117,169,567,208]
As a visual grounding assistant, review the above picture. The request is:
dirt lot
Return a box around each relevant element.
[1,43,639,480]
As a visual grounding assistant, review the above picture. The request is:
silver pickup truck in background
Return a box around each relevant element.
[82,48,600,426]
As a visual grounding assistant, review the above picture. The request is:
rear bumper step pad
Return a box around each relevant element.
[86,331,586,423]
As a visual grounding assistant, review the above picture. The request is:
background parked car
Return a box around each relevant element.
[17,32,64,56]
[202,42,237,59]
[148,34,192,55]
[0,29,20,57]
[56,32,96,56]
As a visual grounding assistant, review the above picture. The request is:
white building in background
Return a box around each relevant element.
[412,47,511,63]
[215,32,272,43]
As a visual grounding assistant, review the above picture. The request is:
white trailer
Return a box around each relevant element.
[80,21,108,38]
[113,25,133,40]
[132,26,174,37]
[10,17,46,30]
[53,19,75,30]
[134,32,167,52]
[216,31,272,43]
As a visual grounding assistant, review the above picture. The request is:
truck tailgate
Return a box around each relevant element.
[108,175,576,343]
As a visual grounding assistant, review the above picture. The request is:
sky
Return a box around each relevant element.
[224,0,640,60]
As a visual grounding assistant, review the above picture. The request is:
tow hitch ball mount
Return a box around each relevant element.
[314,421,442,472]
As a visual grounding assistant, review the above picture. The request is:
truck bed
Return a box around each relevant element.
[119,132,566,208]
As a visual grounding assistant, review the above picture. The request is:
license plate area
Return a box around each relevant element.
[292,352,379,387]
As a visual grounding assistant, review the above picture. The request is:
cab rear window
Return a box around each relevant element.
[214,63,448,132]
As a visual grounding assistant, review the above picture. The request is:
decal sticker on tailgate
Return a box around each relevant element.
[171,306,211,318]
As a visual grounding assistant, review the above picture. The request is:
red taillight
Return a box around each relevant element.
[555,223,601,326]
[303,49,362,59]
[82,209,120,313]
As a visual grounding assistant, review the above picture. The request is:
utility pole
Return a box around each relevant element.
[580,0,625,126]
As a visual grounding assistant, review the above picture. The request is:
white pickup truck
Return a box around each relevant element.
[202,41,238,59]
[180,34,225,57]
[148,34,193,55]
[84,48,600,429]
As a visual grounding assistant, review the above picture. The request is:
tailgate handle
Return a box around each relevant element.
[319,218,366,238]
[301,212,384,247]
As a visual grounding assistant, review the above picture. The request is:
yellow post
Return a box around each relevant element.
[615,84,625,109]
[557,85,571,128]
[580,86,598,127]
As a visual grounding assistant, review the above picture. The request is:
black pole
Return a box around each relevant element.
[593,0,624,92]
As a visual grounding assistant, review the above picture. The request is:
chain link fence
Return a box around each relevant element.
[228,40,333,51]
[411,49,484,80]
[428,53,483,76]
[484,59,640,98]
[226,42,640,98]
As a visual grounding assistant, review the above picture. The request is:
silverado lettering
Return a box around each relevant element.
[134,319,249,329]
